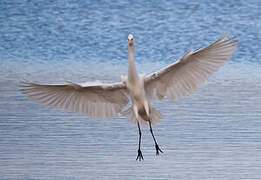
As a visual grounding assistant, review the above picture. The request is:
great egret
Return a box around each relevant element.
[21,33,237,161]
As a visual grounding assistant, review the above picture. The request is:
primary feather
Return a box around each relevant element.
[145,34,237,100]
[20,81,129,119]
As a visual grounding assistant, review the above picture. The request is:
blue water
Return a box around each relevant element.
[1,0,261,179]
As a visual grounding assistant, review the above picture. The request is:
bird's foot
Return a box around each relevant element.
[155,144,163,155]
[136,149,144,161]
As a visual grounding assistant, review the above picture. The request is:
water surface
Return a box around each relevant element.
[1,0,261,179]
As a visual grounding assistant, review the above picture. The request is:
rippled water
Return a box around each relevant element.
[1,0,261,179]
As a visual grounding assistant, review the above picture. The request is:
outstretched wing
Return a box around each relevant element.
[145,33,237,100]
[21,81,129,119]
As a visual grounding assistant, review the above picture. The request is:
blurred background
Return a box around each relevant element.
[0,0,261,179]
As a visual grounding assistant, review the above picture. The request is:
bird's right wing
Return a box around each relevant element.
[144,33,237,100]
[21,81,129,119]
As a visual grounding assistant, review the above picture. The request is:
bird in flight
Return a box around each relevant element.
[21,33,237,161]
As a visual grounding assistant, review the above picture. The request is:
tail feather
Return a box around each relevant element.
[150,107,163,125]
[121,106,162,127]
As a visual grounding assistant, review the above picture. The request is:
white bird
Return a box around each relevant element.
[21,33,237,160]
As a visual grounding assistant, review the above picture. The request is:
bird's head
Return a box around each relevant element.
[128,34,134,46]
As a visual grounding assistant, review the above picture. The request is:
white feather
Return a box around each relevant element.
[21,81,129,119]
[145,34,237,101]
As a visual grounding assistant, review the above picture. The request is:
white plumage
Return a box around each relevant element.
[145,33,237,100]
[22,81,128,118]
[21,33,237,160]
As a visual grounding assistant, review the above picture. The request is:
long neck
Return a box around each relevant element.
[128,44,138,82]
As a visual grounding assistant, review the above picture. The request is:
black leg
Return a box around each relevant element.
[149,121,163,155]
[136,121,144,161]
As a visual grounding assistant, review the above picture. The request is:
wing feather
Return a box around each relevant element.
[145,33,237,100]
[20,81,129,119]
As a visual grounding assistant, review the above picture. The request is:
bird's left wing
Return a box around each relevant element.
[21,81,129,119]
[144,33,237,100]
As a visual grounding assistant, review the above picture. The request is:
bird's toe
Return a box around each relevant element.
[136,149,144,161]
[155,144,163,156]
